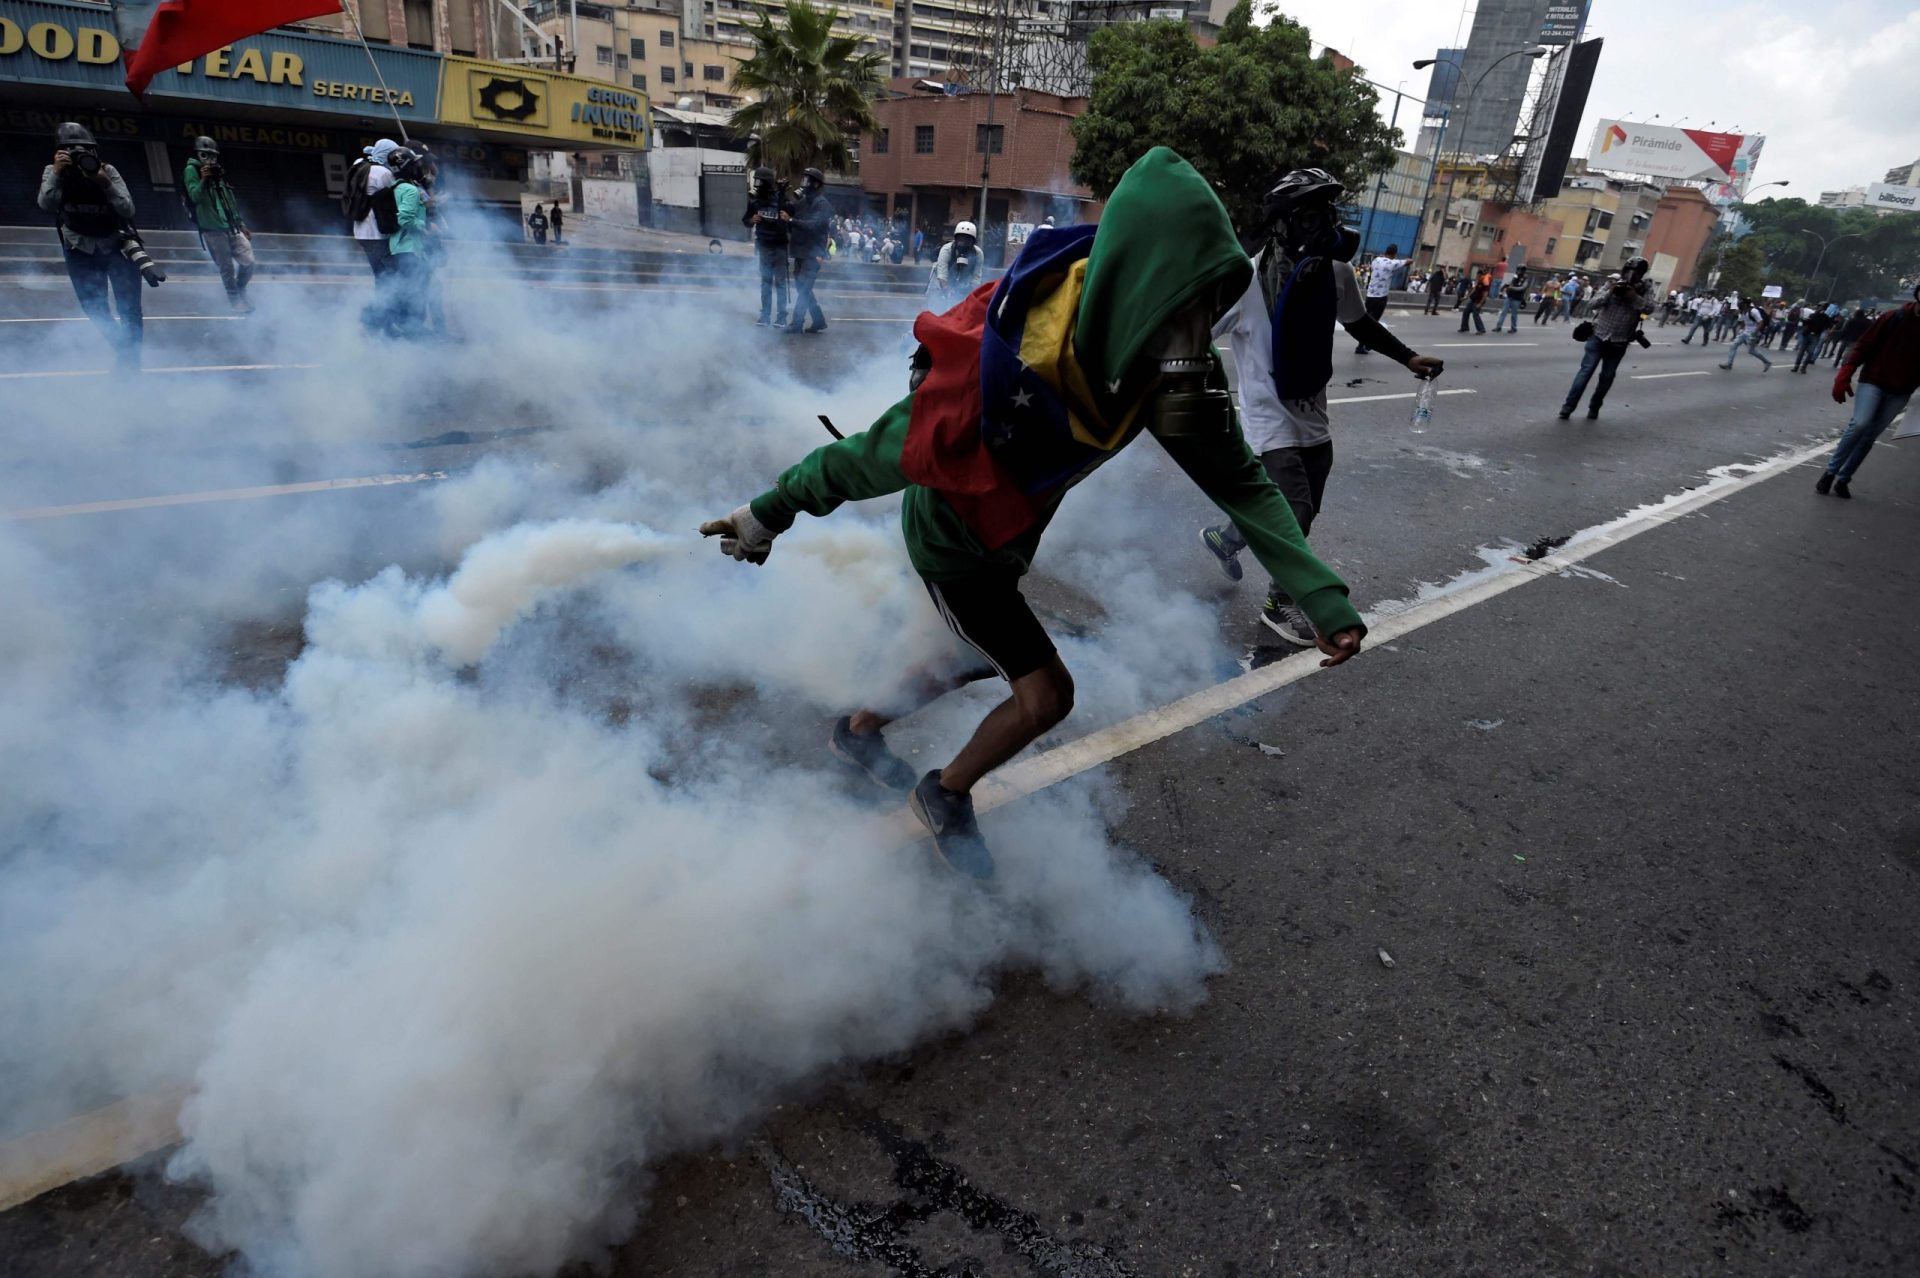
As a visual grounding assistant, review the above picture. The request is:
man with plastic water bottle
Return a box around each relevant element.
[1198,169,1443,647]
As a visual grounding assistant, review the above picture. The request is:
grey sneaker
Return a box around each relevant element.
[828,717,916,792]
[1260,595,1316,648]
[1199,525,1244,582]
[908,771,995,879]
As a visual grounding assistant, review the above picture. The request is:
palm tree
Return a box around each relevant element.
[728,1,886,176]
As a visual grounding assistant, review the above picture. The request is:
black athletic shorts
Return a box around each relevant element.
[923,571,1057,683]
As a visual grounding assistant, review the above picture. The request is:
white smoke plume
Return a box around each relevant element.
[0,231,1238,1276]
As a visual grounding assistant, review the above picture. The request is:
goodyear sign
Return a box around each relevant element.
[0,0,440,120]
[438,57,650,149]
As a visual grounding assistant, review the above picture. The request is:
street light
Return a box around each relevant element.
[1802,228,1866,301]
[1413,46,1549,272]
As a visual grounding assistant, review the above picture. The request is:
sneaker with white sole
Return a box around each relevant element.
[908,771,995,879]
[828,717,917,792]
[1199,525,1244,582]
[1260,595,1316,647]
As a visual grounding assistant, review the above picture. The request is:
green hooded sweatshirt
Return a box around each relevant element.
[748,147,1365,642]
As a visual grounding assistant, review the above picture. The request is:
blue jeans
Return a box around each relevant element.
[63,245,142,362]
[1683,316,1713,343]
[1721,332,1771,369]
[789,254,824,330]
[756,244,788,323]
[1457,302,1485,333]
[1793,329,1824,369]
[1826,382,1913,482]
[1562,337,1627,413]
[1494,297,1523,331]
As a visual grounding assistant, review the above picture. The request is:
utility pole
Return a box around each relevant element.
[976,0,1003,246]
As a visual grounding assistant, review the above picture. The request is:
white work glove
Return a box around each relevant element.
[698,503,776,565]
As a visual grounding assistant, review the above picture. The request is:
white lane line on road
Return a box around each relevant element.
[0,316,249,324]
[1632,370,1714,379]
[963,434,1833,824]
[0,434,1834,1205]
[1430,341,1539,347]
[3,471,446,522]
[1329,388,1477,405]
[0,362,320,381]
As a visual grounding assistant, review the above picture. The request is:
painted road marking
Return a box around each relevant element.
[1431,341,1539,347]
[0,362,320,381]
[0,433,1834,1207]
[3,471,446,521]
[0,315,248,324]
[1632,370,1714,379]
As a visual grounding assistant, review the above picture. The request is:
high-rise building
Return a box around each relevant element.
[1884,159,1920,187]
[1819,187,1869,209]
[312,0,506,58]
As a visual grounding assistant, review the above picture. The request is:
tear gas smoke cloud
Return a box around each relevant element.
[0,234,1235,1275]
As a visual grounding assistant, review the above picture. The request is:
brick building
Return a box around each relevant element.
[860,80,1094,243]
[1642,184,1717,291]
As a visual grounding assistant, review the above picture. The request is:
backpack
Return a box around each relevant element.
[369,183,400,236]
[342,158,373,224]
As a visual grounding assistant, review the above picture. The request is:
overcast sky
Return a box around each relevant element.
[1266,0,1920,201]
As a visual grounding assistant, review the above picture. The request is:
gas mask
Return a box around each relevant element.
[1276,202,1359,264]
[1145,294,1234,437]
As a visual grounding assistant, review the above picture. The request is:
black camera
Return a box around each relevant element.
[73,150,101,176]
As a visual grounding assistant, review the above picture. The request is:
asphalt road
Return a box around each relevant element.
[2,272,1916,1277]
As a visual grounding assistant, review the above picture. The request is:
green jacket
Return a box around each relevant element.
[389,181,427,256]
[182,158,241,232]
[749,148,1365,641]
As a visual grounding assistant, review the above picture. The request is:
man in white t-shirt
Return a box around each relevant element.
[1199,185,1440,644]
[350,139,397,278]
[1355,243,1406,355]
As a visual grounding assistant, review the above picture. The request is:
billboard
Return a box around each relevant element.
[1540,1,1591,45]
[1590,119,1762,189]
[1867,182,1920,213]
[1524,37,1602,204]
[1424,47,1463,115]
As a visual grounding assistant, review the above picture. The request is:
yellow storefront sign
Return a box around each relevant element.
[437,57,650,149]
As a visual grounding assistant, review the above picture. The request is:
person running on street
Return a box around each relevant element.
[1719,297,1773,372]
[1199,169,1442,644]
[1559,273,1582,322]
[549,202,564,243]
[1355,243,1405,354]
[182,137,254,314]
[1534,275,1561,324]
[1681,294,1717,345]
[1792,304,1833,372]
[698,149,1367,875]
[1831,307,1872,367]
[1492,268,1527,333]
[1817,284,1919,498]
[1458,271,1488,334]
[1558,258,1652,421]
[1424,266,1446,314]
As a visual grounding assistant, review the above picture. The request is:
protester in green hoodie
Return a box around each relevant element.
[701,148,1365,875]
[182,136,254,313]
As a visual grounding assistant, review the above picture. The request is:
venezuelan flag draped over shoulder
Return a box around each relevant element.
[111,0,344,97]
[903,223,1134,549]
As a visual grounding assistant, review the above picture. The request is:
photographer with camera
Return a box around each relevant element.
[37,122,147,369]
[785,167,831,334]
[183,137,255,314]
[926,220,982,313]
[742,166,792,328]
[1557,257,1653,421]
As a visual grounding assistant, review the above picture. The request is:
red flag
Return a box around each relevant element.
[112,0,344,97]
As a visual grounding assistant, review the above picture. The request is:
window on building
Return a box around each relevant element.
[914,124,935,154]
[660,65,675,83]
[659,29,675,47]
[597,46,613,65]
[684,62,693,77]
[616,53,629,70]
[975,124,1003,154]
[1544,237,1557,255]
[704,64,725,81]
[631,73,647,90]
[873,127,889,154]
[1584,209,1613,234]
[630,37,645,58]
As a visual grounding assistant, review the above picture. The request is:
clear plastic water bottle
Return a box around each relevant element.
[1410,378,1436,433]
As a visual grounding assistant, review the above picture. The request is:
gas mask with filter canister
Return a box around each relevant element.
[1145,290,1236,437]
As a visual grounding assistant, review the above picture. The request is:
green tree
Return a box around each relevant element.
[1703,195,1920,303]
[1070,1,1400,231]
[1712,238,1767,299]
[727,1,885,176]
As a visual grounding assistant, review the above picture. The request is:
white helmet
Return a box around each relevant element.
[955,220,977,238]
